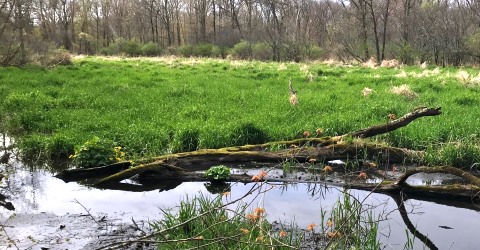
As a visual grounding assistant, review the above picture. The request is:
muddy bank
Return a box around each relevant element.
[0,212,154,250]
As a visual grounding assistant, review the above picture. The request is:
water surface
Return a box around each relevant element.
[1,164,479,249]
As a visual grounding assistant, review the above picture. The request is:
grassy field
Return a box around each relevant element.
[1,56,479,166]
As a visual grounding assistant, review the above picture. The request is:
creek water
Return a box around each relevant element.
[1,137,480,249]
[1,165,480,249]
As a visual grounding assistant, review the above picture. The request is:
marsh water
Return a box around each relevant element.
[1,137,480,249]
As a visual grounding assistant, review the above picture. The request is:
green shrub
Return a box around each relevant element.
[252,42,273,61]
[204,165,231,181]
[282,43,301,62]
[301,44,323,60]
[179,45,195,57]
[466,30,480,57]
[397,42,415,65]
[123,40,142,57]
[98,46,115,56]
[232,40,252,59]
[193,43,213,57]
[165,46,178,55]
[141,42,162,56]
[111,39,128,55]
[211,45,222,58]
[70,136,126,168]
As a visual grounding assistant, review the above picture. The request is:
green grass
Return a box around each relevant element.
[1,57,479,166]
[148,184,381,249]
[322,189,381,249]
[150,189,302,249]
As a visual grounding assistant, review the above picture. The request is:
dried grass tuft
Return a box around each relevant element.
[470,75,480,86]
[457,71,480,87]
[395,70,408,78]
[362,57,377,68]
[390,84,418,99]
[362,87,374,97]
[230,60,249,68]
[380,59,400,68]
[456,70,470,82]
[289,94,299,105]
[307,72,315,82]
[278,63,288,71]
[322,58,343,66]
[299,64,310,73]
[416,68,441,77]
[420,61,428,69]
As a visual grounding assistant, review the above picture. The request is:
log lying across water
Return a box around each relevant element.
[53,106,480,202]
[56,107,439,184]
[78,107,439,185]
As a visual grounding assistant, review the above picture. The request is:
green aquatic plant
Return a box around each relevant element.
[204,165,231,181]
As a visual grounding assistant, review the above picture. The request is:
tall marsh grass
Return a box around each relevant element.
[1,57,479,166]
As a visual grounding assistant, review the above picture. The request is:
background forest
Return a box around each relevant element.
[2,0,480,66]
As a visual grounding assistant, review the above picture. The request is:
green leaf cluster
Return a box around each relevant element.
[204,165,231,181]
[70,136,126,168]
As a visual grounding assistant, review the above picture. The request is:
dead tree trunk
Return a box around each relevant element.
[56,107,445,188]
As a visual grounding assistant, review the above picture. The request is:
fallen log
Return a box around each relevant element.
[55,107,442,188]
[93,143,421,185]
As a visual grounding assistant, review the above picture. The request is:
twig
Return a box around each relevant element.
[73,198,102,226]
[1,218,20,250]
[130,217,146,234]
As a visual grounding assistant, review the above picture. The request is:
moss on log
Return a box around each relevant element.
[94,142,420,185]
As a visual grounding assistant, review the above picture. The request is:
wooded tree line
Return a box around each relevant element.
[2,0,480,66]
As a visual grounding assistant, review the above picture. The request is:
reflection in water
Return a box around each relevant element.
[1,164,480,249]
[406,173,469,186]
